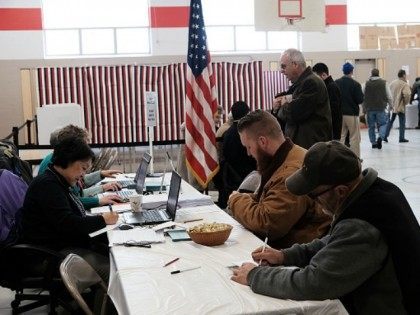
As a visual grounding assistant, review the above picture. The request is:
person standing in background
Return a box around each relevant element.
[385,69,411,143]
[272,48,332,149]
[312,62,342,140]
[410,77,420,129]
[335,62,364,157]
[362,68,393,149]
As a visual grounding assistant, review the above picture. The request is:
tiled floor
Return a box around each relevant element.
[1,128,420,314]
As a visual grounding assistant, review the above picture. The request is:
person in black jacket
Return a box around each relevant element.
[21,137,119,282]
[312,62,342,140]
[219,101,256,208]
[335,62,364,157]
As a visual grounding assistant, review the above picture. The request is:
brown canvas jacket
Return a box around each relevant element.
[228,145,331,249]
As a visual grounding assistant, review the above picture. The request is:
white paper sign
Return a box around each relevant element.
[146,91,158,127]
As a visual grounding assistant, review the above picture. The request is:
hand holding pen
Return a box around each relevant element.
[102,204,119,225]
[251,246,285,266]
[258,236,268,266]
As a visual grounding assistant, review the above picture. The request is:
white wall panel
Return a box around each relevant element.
[0,31,43,59]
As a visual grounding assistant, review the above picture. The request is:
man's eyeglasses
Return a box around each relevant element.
[308,185,337,200]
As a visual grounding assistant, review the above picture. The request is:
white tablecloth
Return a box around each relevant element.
[107,181,347,315]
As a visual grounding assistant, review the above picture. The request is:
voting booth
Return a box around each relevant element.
[37,104,85,145]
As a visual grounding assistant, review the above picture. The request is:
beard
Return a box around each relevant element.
[256,146,272,172]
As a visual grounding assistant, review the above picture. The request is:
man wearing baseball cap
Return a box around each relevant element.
[231,141,420,314]
[335,62,364,157]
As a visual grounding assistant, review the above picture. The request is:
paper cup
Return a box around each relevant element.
[129,194,142,212]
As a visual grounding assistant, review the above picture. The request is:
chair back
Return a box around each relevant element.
[60,253,108,315]
[0,169,28,245]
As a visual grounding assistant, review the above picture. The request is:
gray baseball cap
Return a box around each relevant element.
[286,141,361,196]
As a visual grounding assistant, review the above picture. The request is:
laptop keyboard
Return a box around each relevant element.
[118,179,135,187]
[117,190,135,200]
[143,210,165,222]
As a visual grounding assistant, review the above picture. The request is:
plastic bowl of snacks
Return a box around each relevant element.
[188,222,233,246]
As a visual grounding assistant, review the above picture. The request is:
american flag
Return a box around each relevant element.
[184,0,219,188]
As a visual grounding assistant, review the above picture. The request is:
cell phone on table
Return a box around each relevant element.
[167,230,191,242]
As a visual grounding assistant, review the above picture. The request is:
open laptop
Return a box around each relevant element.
[123,171,181,225]
[118,152,151,188]
[101,153,150,201]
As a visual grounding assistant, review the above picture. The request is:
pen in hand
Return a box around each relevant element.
[163,257,180,267]
[258,236,268,266]
[108,204,113,212]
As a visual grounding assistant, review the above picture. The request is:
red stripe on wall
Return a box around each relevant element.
[0,8,42,30]
[325,5,347,25]
[150,6,189,28]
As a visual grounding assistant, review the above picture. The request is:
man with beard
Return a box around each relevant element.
[227,110,331,249]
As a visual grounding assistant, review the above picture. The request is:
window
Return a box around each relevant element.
[202,0,298,53]
[42,0,150,57]
[347,0,418,24]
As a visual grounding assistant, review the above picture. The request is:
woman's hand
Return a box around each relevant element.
[99,194,123,205]
[251,247,284,266]
[102,212,119,225]
[102,182,122,192]
[101,169,121,178]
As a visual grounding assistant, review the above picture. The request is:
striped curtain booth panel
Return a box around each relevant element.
[36,61,264,144]
[262,70,291,108]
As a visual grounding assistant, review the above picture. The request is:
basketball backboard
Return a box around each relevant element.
[254,0,325,32]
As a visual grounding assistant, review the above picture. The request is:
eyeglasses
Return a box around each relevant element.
[280,61,296,69]
[308,185,337,200]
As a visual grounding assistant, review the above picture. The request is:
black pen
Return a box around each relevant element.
[124,243,151,248]
[170,266,201,274]
[108,204,113,212]
[113,242,152,248]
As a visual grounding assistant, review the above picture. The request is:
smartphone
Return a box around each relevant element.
[167,230,191,242]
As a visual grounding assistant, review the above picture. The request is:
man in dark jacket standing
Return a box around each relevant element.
[312,62,342,140]
[232,141,420,315]
[272,49,332,149]
[335,62,364,157]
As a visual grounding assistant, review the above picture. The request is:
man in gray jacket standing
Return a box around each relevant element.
[231,141,420,314]
[362,68,392,149]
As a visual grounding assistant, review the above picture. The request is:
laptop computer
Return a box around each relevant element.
[123,171,181,225]
[118,152,151,188]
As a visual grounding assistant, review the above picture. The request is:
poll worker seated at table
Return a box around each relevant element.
[228,110,331,248]
[38,125,122,209]
[231,141,420,315]
[21,137,119,282]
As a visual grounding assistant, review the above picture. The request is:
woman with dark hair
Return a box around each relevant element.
[21,137,118,281]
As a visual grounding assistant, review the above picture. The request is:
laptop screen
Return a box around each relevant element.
[134,152,152,183]
[166,171,181,220]
[135,157,150,193]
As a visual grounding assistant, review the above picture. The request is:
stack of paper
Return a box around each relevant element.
[90,203,131,214]
[142,193,213,210]
[108,228,165,245]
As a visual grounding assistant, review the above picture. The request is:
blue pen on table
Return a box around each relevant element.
[258,236,268,266]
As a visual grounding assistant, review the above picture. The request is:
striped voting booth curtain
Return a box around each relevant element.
[36,62,282,144]
[263,70,291,104]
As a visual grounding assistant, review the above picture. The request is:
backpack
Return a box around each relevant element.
[0,169,28,246]
[0,140,33,185]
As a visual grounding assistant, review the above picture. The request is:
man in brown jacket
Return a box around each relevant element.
[228,110,331,249]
